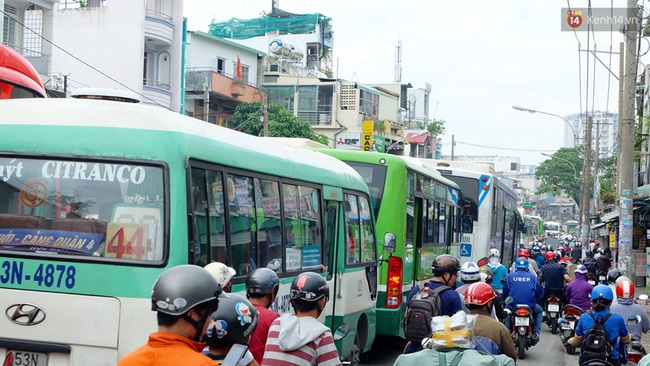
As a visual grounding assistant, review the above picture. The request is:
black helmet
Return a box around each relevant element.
[290,272,329,302]
[151,265,222,315]
[246,268,280,296]
[607,268,623,284]
[431,254,461,275]
[203,293,259,347]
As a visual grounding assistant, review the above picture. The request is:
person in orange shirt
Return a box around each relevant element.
[117,265,222,366]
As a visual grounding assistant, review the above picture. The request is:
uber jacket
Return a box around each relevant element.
[502,269,543,309]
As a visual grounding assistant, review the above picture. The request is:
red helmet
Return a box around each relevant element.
[464,282,496,306]
[544,251,556,261]
[518,249,530,259]
[616,280,635,299]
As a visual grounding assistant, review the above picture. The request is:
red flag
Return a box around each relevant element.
[236,53,242,79]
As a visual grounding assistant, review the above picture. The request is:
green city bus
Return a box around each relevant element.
[316,150,462,338]
[0,98,377,365]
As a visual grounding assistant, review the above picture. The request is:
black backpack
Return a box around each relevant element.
[580,311,613,366]
[403,282,451,342]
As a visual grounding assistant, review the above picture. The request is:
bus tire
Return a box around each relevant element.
[349,331,361,366]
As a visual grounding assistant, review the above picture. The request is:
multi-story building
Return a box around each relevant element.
[564,111,618,161]
[184,31,263,124]
[2,0,184,111]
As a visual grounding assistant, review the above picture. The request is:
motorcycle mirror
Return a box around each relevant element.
[333,323,349,341]
[627,315,640,325]
[639,294,648,302]
[505,296,513,305]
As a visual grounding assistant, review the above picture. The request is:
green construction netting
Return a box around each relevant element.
[208,8,331,40]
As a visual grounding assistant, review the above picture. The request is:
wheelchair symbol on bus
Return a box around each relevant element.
[460,243,472,257]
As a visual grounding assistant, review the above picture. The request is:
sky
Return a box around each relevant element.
[183,0,644,165]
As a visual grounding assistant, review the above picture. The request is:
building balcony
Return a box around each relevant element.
[144,9,174,46]
[143,78,171,108]
[185,68,260,102]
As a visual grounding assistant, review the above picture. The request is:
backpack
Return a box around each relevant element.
[580,311,613,366]
[404,282,451,342]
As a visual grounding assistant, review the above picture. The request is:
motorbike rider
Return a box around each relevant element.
[570,243,583,264]
[456,261,481,313]
[479,265,508,321]
[539,251,572,306]
[565,265,594,311]
[583,250,597,277]
[597,249,612,273]
[532,245,546,270]
[502,257,544,342]
[509,249,539,275]
[486,248,508,294]
[611,280,650,341]
[568,285,632,366]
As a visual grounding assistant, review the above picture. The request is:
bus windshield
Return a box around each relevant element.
[345,162,387,220]
[0,156,165,262]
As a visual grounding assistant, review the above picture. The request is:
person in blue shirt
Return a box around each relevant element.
[532,245,545,270]
[404,254,463,354]
[539,251,572,306]
[486,248,508,294]
[502,257,544,341]
[568,285,632,366]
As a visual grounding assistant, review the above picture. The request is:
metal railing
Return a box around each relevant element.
[143,78,171,90]
[145,9,173,23]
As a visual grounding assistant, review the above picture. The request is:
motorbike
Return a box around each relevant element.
[509,304,537,360]
[626,315,647,365]
[597,270,607,285]
[558,304,584,354]
[586,272,596,286]
[545,294,563,334]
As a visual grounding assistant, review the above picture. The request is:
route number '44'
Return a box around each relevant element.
[104,223,149,260]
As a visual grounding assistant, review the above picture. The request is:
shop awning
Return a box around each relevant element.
[591,222,606,230]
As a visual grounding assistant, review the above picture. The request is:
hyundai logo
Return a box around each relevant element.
[5,303,46,326]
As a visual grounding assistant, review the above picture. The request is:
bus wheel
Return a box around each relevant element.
[349,332,361,366]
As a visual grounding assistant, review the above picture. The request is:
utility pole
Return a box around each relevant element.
[263,91,269,137]
[580,115,593,247]
[618,42,625,197]
[450,134,455,160]
[593,119,600,215]
[618,0,638,280]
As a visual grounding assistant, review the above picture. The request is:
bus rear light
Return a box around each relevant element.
[386,256,403,309]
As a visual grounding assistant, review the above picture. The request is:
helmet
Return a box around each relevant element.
[432,254,461,275]
[540,244,548,253]
[607,268,622,284]
[204,262,236,289]
[246,268,280,296]
[464,282,496,306]
[460,261,481,282]
[531,246,541,254]
[574,265,588,275]
[615,276,631,285]
[204,293,259,347]
[514,257,529,270]
[151,265,222,315]
[290,272,329,302]
[479,265,493,277]
[616,280,635,299]
[518,249,530,259]
[557,247,566,257]
[591,285,614,301]
[488,248,500,259]
[544,251,556,261]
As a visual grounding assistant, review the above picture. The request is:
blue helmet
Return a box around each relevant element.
[514,257,529,270]
[531,246,540,254]
[591,285,614,301]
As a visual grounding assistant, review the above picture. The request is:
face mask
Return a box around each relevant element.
[489,257,499,265]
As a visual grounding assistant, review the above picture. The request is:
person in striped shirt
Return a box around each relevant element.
[261,272,341,366]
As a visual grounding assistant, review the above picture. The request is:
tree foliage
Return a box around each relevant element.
[427,119,446,137]
[230,102,328,145]
[598,155,617,205]
[535,147,583,205]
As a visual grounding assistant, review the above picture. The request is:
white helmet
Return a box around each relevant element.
[460,261,481,282]
[615,276,632,285]
[488,248,500,259]
[204,262,236,289]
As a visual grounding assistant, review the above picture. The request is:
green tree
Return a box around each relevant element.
[535,147,583,204]
[598,155,617,205]
[231,102,328,145]
[427,119,446,137]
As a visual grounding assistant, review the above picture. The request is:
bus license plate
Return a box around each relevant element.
[548,304,560,312]
[7,350,48,366]
[514,317,529,326]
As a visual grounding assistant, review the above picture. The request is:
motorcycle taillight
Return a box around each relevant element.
[549,296,559,304]
[629,353,642,363]
[516,308,529,316]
